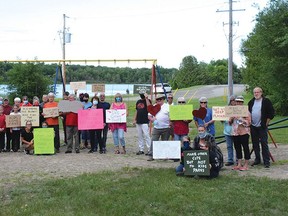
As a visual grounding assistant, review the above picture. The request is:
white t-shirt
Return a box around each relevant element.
[154,103,170,129]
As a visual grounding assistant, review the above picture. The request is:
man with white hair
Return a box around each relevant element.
[43,92,60,153]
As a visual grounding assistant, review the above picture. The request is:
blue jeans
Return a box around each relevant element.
[176,164,184,173]
[225,135,234,163]
[174,134,187,141]
[112,129,125,147]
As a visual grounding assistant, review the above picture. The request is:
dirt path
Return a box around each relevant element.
[0,127,287,191]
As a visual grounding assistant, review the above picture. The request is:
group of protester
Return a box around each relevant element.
[0,86,275,178]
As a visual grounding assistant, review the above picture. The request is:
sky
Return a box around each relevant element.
[0,0,269,69]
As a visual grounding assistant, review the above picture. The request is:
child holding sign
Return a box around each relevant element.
[176,136,192,176]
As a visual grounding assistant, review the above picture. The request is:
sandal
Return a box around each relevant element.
[232,166,241,170]
[239,166,249,171]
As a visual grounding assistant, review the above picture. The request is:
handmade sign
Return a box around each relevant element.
[78,109,104,130]
[43,107,59,118]
[147,104,161,116]
[106,110,126,123]
[184,150,210,176]
[153,141,181,159]
[170,105,193,120]
[225,105,249,117]
[92,84,105,93]
[70,81,86,90]
[33,128,55,154]
[192,107,207,120]
[21,106,39,127]
[5,115,21,128]
[212,106,229,121]
[58,100,83,113]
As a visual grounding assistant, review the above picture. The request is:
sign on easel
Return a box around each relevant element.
[33,128,55,154]
[153,141,181,159]
[184,150,210,176]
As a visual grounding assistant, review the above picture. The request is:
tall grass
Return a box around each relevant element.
[1,168,288,216]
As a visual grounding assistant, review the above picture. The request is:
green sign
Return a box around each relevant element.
[169,105,193,120]
[34,128,55,154]
[184,150,210,176]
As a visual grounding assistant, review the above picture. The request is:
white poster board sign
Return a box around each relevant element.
[153,141,181,159]
[21,106,39,127]
[212,106,229,121]
[70,81,86,90]
[106,110,126,123]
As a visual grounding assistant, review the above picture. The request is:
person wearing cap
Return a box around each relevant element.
[230,96,251,171]
[145,94,170,161]
[133,90,151,155]
[248,87,275,168]
[172,97,192,141]
[193,97,215,136]
[223,95,236,166]
[43,92,60,153]
[2,98,12,152]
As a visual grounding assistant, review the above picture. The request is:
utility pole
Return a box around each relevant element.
[217,1,245,98]
[62,14,67,87]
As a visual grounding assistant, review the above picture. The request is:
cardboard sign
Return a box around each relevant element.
[212,106,229,121]
[78,109,104,130]
[92,84,105,93]
[58,100,83,113]
[152,141,181,159]
[106,110,126,123]
[184,150,210,176]
[70,81,86,90]
[21,106,39,127]
[225,105,249,117]
[33,128,55,154]
[5,115,21,128]
[43,107,59,118]
[169,105,193,120]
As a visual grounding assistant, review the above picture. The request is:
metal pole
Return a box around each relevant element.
[62,14,66,88]
[228,0,233,98]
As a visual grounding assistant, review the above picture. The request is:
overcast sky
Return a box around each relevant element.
[0,0,268,68]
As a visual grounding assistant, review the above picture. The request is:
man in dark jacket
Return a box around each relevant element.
[248,87,275,168]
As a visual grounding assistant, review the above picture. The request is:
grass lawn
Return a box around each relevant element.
[1,168,288,216]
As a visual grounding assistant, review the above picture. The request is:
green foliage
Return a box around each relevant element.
[241,0,288,115]
[7,63,52,101]
[2,168,288,215]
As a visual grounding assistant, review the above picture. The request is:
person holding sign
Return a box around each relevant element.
[192,125,222,178]
[43,93,60,153]
[172,97,192,141]
[194,97,215,136]
[21,121,34,155]
[109,93,128,154]
[230,96,251,171]
[175,136,192,176]
[0,106,6,153]
[3,98,12,152]
[10,105,21,152]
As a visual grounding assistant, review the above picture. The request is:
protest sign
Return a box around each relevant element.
[184,150,210,176]
[5,115,21,128]
[153,141,181,159]
[70,81,86,90]
[106,110,126,123]
[92,84,105,93]
[169,105,193,120]
[21,106,39,127]
[78,109,104,130]
[212,106,229,121]
[225,105,249,117]
[43,107,59,118]
[33,128,55,154]
[58,100,83,113]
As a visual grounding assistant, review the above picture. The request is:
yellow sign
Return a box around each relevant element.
[34,128,55,154]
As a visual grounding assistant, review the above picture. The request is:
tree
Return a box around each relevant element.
[240,0,288,114]
[7,63,52,101]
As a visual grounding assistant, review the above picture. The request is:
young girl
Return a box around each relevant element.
[21,121,34,155]
[109,93,128,154]
[10,105,21,152]
[175,136,192,176]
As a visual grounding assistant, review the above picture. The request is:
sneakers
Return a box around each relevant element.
[225,162,234,166]
[24,149,30,155]
[88,150,94,153]
[75,149,80,154]
[264,164,270,168]
[65,150,72,154]
[136,151,144,155]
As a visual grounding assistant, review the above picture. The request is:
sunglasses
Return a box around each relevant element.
[178,101,186,104]
[200,102,207,104]
[156,98,163,101]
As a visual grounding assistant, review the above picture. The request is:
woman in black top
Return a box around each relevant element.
[21,121,34,155]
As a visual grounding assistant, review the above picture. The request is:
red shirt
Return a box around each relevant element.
[3,105,12,115]
[0,114,6,131]
[173,120,190,135]
[65,112,78,126]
